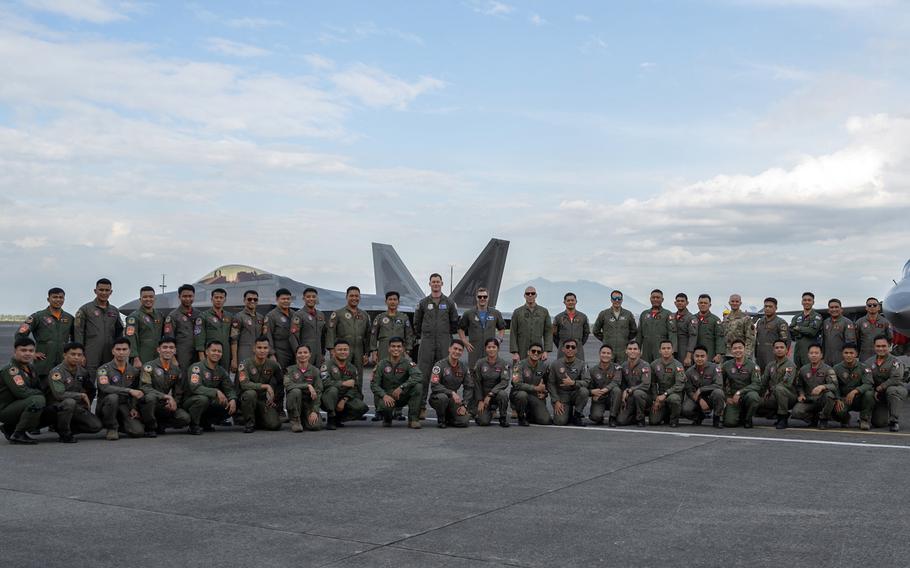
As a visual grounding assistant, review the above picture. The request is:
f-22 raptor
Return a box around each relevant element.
[119,239,510,317]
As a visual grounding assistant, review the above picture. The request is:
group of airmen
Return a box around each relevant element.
[1,274,906,445]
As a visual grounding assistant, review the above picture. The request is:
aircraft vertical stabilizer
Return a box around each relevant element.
[451,239,510,308]
[372,243,424,301]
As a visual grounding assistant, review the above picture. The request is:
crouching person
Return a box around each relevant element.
[285,344,323,432]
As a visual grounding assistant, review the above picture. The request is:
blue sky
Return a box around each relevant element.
[1,0,909,314]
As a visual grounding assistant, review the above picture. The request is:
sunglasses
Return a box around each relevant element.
[477,295,488,299]
[867,303,879,307]
[525,292,536,296]
[611,297,622,301]
[564,345,577,349]
[246,298,259,302]
[529,349,542,354]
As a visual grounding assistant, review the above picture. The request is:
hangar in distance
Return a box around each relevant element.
[119,238,510,316]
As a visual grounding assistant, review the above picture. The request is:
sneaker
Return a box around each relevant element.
[1,424,14,440]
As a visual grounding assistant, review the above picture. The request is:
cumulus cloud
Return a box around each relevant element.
[205,37,271,58]
[470,1,514,16]
[331,64,445,109]
[22,0,136,23]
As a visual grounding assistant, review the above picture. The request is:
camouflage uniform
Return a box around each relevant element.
[723,310,755,358]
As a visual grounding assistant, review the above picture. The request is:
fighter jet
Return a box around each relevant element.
[883,259,910,336]
[119,238,511,317]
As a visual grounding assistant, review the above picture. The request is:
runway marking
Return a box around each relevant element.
[534,423,910,450]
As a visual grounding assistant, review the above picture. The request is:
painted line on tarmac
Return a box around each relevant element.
[534,423,910,450]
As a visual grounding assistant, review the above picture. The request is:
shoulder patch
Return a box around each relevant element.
[51,371,62,381]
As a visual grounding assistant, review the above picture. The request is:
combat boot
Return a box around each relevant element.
[58,432,77,444]
[743,418,753,429]
[890,421,900,432]
[669,418,679,428]
[382,413,393,427]
[859,419,870,431]
[408,420,422,429]
[10,431,37,445]
[712,415,723,429]
[518,413,529,427]
[106,429,119,441]
[775,415,789,429]
[499,414,511,428]
[325,416,337,431]
[818,419,828,430]
[291,418,303,433]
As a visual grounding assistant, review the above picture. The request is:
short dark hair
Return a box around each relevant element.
[773,339,788,347]
[96,278,112,287]
[599,344,613,352]
[693,345,708,354]
[295,344,311,353]
[651,289,663,296]
[334,339,350,348]
[345,286,360,295]
[429,273,443,281]
[243,290,258,299]
[158,336,177,346]
[451,339,466,349]
[626,340,640,349]
[659,339,673,347]
[63,341,84,353]
[178,284,195,295]
[255,335,270,344]
[303,287,318,296]
[48,287,65,296]
[212,288,227,297]
[388,336,404,345]
[528,342,543,352]
[764,297,778,306]
[808,343,823,352]
[484,338,500,348]
[873,335,890,345]
[139,286,155,294]
[675,293,688,301]
[564,292,576,301]
[828,298,842,307]
[385,291,400,300]
[611,290,623,297]
[731,339,745,348]
[842,343,858,352]
[698,294,712,302]
[205,339,223,350]
[276,288,291,298]
[14,337,36,348]
[802,292,815,300]
[112,336,130,348]
[867,297,880,304]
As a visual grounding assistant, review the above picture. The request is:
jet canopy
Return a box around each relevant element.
[196,265,274,285]
[902,259,910,280]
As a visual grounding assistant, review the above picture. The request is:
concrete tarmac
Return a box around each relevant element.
[3,323,910,567]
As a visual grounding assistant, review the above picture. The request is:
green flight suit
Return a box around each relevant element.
[289,308,326,366]
[753,316,790,371]
[370,311,414,361]
[791,363,837,423]
[588,362,622,424]
[552,310,590,361]
[0,359,46,433]
[164,306,201,371]
[592,308,637,363]
[371,357,423,422]
[649,358,686,424]
[681,363,725,422]
[617,359,651,425]
[195,308,233,360]
[230,308,266,367]
[854,316,893,361]
[753,357,798,419]
[42,363,102,435]
[822,316,856,366]
[458,308,505,367]
[720,358,761,427]
[95,361,144,437]
[264,307,295,412]
[429,357,470,427]
[15,308,74,378]
[415,295,458,410]
[831,360,870,425]
[125,307,163,365]
[284,363,323,430]
[470,357,510,426]
[138,358,190,431]
[673,310,696,363]
[637,307,677,363]
[325,306,371,375]
[74,300,123,375]
[789,310,823,368]
[859,355,906,428]
[546,357,590,426]
[688,312,725,362]
[509,359,552,425]
[237,357,282,431]
[510,304,553,360]
[183,361,237,428]
[320,358,368,423]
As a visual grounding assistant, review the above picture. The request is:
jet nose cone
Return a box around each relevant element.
[883,281,910,334]
[119,299,140,313]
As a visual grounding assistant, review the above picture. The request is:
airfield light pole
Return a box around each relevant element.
[159,274,167,294]
[449,264,454,295]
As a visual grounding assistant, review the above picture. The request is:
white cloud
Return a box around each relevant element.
[303,53,335,70]
[22,0,135,23]
[226,17,283,30]
[640,61,657,69]
[470,1,514,16]
[205,37,270,58]
[529,13,547,26]
[575,14,592,22]
[331,64,445,109]
[319,22,424,45]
